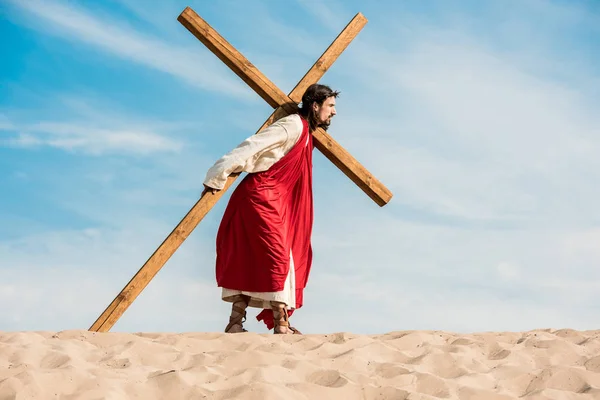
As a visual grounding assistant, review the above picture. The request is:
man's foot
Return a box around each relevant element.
[270,302,302,335]
[225,295,250,333]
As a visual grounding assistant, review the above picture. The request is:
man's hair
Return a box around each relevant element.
[298,83,340,131]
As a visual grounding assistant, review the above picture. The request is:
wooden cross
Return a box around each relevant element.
[89,7,393,332]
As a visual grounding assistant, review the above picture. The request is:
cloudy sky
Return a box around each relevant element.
[1,0,599,335]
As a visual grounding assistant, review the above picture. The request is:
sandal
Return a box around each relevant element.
[271,302,302,335]
[225,295,250,333]
[289,326,302,334]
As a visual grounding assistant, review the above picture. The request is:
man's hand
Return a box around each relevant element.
[202,184,220,197]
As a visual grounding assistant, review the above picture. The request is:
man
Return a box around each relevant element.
[202,83,339,334]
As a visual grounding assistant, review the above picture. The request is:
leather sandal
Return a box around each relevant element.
[225,295,250,333]
[271,303,302,335]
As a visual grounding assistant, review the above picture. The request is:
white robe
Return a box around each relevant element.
[203,114,305,309]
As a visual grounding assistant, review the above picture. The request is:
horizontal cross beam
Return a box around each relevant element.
[178,7,393,207]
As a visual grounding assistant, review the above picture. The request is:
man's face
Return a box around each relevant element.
[313,96,337,129]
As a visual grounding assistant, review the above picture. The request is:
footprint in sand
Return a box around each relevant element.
[451,338,474,346]
[40,352,72,369]
[488,348,511,361]
[415,373,451,398]
[584,355,600,373]
[524,367,591,395]
[373,362,411,379]
[326,333,351,345]
[307,370,349,388]
[105,358,131,369]
[552,329,582,342]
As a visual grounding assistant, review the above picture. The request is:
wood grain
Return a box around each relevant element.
[89,10,372,333]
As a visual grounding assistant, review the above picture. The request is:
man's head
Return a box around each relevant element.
[299,84,339,131]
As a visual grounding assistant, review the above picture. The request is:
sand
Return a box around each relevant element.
[1,329,599,399]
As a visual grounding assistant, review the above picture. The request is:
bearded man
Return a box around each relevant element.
[202,83,339,334]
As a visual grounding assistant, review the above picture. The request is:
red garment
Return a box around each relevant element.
[215,115,314,329]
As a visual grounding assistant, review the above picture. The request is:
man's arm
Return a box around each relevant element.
[203,115,300,190]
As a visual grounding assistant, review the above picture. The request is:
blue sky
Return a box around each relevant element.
[1,0,599,334]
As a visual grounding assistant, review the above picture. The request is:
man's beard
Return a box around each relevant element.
[318,118,331,131]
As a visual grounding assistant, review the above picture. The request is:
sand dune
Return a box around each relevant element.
[1,329,599,399]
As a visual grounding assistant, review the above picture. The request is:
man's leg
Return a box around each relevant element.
[224,294,250,333]
[270,301,302,334]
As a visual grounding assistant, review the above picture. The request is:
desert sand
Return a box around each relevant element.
[1,328,599,399]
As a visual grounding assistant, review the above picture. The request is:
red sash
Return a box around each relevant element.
[215,115,313,328]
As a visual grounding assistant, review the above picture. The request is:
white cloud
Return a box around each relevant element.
[0,224,226,332]
[294,0,351,32]
[276,8,600,332]
[2,215,598,334]
[559,229,600,270]
[5,122,182,155]
[110,0,179,33]
[304,213,600,333]
[6,0,251,99]
[0,114,15,130]
[496,262,521,281]
[329,29,600,226]
[0,92,198,155]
